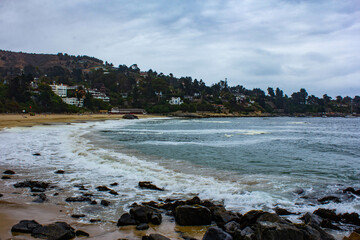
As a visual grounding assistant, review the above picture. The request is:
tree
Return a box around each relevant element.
[267,87,275,97]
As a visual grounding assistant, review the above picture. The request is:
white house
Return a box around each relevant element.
[62,97,84,107]
[50,84,67,97]
[169,97,183,105]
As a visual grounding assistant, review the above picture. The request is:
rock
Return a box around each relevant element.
[1,175,11,179]
[139,181,164,191]
[320,218,341,230]
[294,187,305,195]
[256,212,290,225]
[83,193,93,197]
[110,182,118,186]
[89,219,101,223]
[123,114,139,119]
[185,196,201,205]
[241,226,255,239]
[341,212,360,226]
[224,221,242,238]
[298,224,335,240]
[31,222,75,240]
[109,189,118,195]
[117,213,137,226]
[202,226,233,240]
[301,212,322,226]
[344,187,356,194]
[33,152,41,156]
[3,170,15,174]
[147,233,171,240]
[55,170,65,174]
[213,206,240,227]
[130,206,162,225]
[33,193,47,203]
[274,207,293,215]
[0,193,3,197]
[101,200,110,206]
[175,205,211,226]
[344,232,360,240]
[240,210,265,228]
[136,223,149,230]
[11,220,42,233]
[254,221,304,240]
[90,200,97,205]
[76,230,90,237]
[96,185,111,191]
[71,214,86,219]
[318,196,341,204]
[31,187,46,192]
[14,180,49,190]
[313,208,340,221]
[65,196,91,202]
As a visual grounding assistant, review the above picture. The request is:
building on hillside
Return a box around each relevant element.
[62,97,84,107]
[88,89,110,102]
[120,93,128,99]
[169,97,183,105]
[50,84,67,97]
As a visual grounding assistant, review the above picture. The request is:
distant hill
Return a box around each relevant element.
[0,50,103,77]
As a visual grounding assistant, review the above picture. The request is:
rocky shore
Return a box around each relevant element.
[1,168,360,240]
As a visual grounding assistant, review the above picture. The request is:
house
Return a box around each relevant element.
[62,97,84,107]
[120,93,128,99]
[50,83,67,97]
[169,97,183,105]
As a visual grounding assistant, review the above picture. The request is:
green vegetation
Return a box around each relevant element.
[0,51,359,115]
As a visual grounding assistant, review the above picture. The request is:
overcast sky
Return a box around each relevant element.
[0,0,359,97]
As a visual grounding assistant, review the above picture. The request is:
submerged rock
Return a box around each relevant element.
[313,208,340,222]
[65,196,91,202]
[139,181,164,191]
[54,170,65,174]
[318,196,341,204]
[96,185,111,191]
[14,180,50,190]
[175,205,211,226]
[3,170,15,175]
[101,200,110,206]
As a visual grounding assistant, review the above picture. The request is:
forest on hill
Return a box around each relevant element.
[0,50,359,115]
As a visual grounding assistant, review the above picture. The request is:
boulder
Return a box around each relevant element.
[313,208,340,222]
[341,212,360,226]
[33,152,41,156]
[65,196,91,202]
[54,170,65,174]
[101,200,110,206]
[136,223,149,230]
[117,213,137,226]
[110,182,118,186]
[14,180,49,190]
[96,185,111,191]
[75,230,90,237]
[294,187,305,195]
[301,212,322,226]
[202,226,233,240]
[240,210,265,228]
[224,221,242,239]
[71,214,86,219]
[109,189,118,195]
[139,181,164,191]
[31,222,75,240]
[185,196,201,205]
[317,196,341,204]
[254,221,304,240]
[320,219,341,230]
[0,193,3,198]
[175,205,211,226]
[3,170,15,174]
[123,114,139,119]
[31,187,46,192]
[145,233,170,240]
[213,206,240,227]
[11,220,42,233]
[274,207,293,215]
[33,193,47,203]
[130,206,162,225]
[298,224,335,240]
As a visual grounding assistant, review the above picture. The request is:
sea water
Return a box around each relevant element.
[1,117,360,222]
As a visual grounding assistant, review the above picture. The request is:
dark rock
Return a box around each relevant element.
[130,206,162,224]
[96,185,111,191]
[241,226,255,239]
[185,196,201,205]
[76,230,90,237]
[109,189,118,195]
[31,187,46,192]
[33,152,41,156]
[83,193,93,197]
[65,196,91,202]
[213,206,240,227]
[117,213,137,226]
[274,207,293,215]
[90,200,97,205]
[33,193,47,203]
[55,170,65,174]
[254,221,304,240]
[110,182,118,186]
[14,180,49,190]
[71,214,86,219]
[301,212,322,226]
[3,170,15,175]
[202,226,233,240]
[123,114,139,119]
[1,175,11,179]
[344,187,356,194]
[175,205,211,226]
[298,224,336,240]
[240,210,265,228]
[256,212,290,225]
[89,219,101,223]
[0,193,3,197]
[318,196,341,204]
[321,218,341,230]
[136,223,149,230]
[201,200,216,209]
[341,212,360,226]
[313,208,340,221]
[101,200,110,206]
[147,233,170,240]
[11,220,42,233]
[294,187,305,195]
[139,181,164,191]
[31,222,75,240]
[53,192,59,196]
[224,221,242,238]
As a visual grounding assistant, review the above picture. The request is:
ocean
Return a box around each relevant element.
[1,117,360,225]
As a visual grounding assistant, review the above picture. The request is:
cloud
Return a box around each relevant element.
[0,0,359,97]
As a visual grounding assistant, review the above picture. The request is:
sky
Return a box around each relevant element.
[0,0,359,97]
